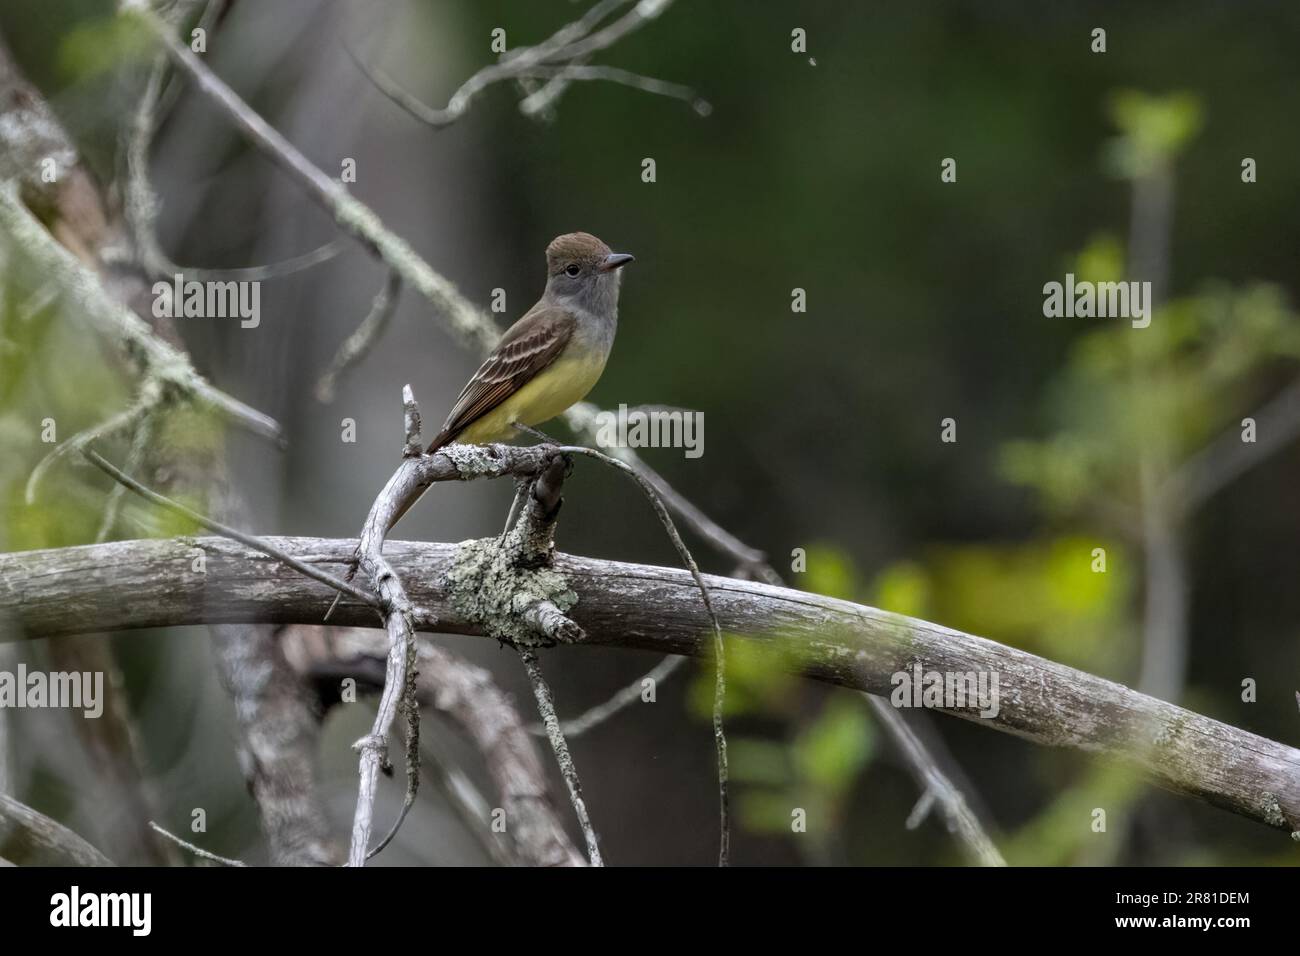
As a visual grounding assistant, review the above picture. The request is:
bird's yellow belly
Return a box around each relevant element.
[458,351,607,444]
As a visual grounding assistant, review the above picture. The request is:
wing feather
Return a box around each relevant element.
[434,306,575,444]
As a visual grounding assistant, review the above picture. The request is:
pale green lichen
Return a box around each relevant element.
[1259,792,1286,828]
[440,442,503,478]
[446,536,577,647]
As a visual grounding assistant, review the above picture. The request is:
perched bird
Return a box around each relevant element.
[427,232,634,455]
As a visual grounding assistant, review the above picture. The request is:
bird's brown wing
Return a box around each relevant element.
[430,305,576,449]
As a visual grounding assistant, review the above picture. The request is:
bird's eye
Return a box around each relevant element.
[565,264,581,277]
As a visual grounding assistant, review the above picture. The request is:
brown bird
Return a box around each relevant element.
[426,232,634,455]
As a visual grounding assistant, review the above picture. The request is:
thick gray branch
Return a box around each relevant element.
[4,536,1299,837]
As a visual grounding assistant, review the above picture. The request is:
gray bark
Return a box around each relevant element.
[3,534,1298,836]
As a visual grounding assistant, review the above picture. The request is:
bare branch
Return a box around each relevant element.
[489,448,604,863]
[519,649,602,865]
[863,696,1005,866]
[542,654,688,739]
[518,64,710,118]
[0,793,114,866]
[26,381,163,505]
[8,533,1300,838]
[45,633,182,865]
[344,394,432,866]
[564,403,780,582]
[148,821,246,866]
[95,412,156,542]
[81,448,386,613]
[315,269,402,403]
[542,439,730,865]
[318,628,584,867]
[127,5,498,352]
[122,51,171,279]
[0,33,332,866]
[350,0,695,130]
[0,183,283,444]
[1166,375,1300,516]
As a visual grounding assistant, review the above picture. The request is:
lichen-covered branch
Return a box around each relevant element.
[5,533,1300,838]
[342,391,597,864]
[0,184,282,445]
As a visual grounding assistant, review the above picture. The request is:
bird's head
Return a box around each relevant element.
[543,232,634,313]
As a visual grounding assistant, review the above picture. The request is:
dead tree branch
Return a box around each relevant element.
[148,821,246,867]
[340,391,603,864]
[1165,375,1300,516]
[863,696,1005,866]
[0,793,114,867]
[311,628,584,867]
[496,448,603,864]
[315,269,402,403]
[0,184,282,445]
[344,388,429,866]
[5,531,1300,839]
[348,0,704,129]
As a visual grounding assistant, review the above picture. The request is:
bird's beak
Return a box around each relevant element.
[599,252,635,272]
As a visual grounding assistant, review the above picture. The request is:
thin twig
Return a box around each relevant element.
[317,627,584,866]
[535,653,687,738]
[154,0,228,121]
[518,63,710,118]
[522,430,730,866]
[148,821,246,866]
[0,182,283,444]
[518,648,603,866]
[565,402,780,582]
[315,268,402,403]
[364,634,420,862]
[182,239,347,283]
[122,28,345,283]
[95,412,156,542]
[81,448,385,611]
[128,5,497,353]
[122,49,171,278]
[863,696,1005,866]
[1165,375,1300,516]
[346,385,429,866]
[26,381,163,505]
[348,0,686,130]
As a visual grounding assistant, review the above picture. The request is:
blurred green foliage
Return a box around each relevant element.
[0,248,211,552]
[1103,90,1203,179]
